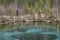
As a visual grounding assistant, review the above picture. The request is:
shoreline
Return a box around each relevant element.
[0,15,60,24]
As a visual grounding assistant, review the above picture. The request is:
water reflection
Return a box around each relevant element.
[0,22,60,30]
[11,26,58,40]
[0,22,60,40]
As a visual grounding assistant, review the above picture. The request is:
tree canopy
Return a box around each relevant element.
[0,0,59,16]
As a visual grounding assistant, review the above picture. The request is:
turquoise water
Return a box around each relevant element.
[0,22,60,40]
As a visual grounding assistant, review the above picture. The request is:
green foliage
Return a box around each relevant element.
[0,0,59,15]
[0,0,14,5]
[0,17,6,23]
[23,0,51,15]
[7,9,14,16]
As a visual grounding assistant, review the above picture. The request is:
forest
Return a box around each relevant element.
[0,0,60,31]
[0,0,59,16]
[0,0,60,23]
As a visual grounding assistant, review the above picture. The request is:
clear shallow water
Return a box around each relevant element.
[0,22,60,40]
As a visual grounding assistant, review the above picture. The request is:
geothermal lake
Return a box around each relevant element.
[0,22,60,40]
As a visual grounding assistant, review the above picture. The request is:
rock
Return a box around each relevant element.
[12,33,57,40]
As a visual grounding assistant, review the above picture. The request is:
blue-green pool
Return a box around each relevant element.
[0,22,60,40]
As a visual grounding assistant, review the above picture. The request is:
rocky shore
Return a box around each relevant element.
[0,14,60,24]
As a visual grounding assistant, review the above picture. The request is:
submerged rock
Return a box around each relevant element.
[17,28,27,32]
[12,33,57,40]
[12,27,57,40]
